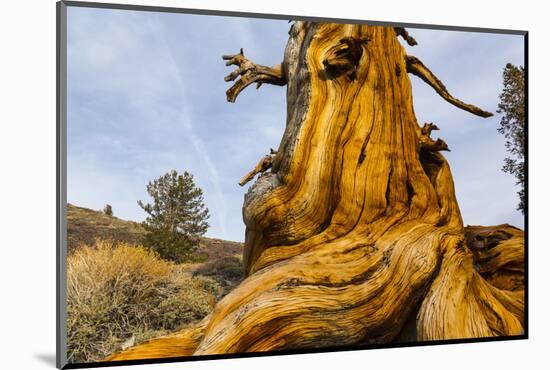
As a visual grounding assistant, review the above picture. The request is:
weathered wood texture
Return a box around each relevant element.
[106,22,524,361]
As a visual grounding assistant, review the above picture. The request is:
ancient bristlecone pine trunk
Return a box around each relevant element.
[107,22,524,361]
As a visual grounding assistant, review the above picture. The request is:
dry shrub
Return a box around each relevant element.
[193,256,244,282]
[67,239,220,363]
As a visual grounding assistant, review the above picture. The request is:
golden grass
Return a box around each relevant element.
[67,239,220,363]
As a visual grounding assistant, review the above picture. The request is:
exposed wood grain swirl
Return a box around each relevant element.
[106,22,523,362]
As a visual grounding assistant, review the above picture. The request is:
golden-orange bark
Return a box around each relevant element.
[106,22,524,362]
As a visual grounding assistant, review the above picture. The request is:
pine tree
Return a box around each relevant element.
[103,204,113,217]
[138,170,210,262]
[497,63,525,214]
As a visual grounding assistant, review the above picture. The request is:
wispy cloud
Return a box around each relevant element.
[152,14,229,239]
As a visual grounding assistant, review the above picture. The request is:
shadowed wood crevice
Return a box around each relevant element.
[106,22,523,362]
[465,224,525,292]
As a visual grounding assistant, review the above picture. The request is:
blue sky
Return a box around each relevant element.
[67,7,525,242]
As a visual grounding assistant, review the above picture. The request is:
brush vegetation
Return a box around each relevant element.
[67,239,222,363]
[66,205,245,363]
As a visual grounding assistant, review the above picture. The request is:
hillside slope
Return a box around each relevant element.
[67,203,245,295]
[67,204,146,251]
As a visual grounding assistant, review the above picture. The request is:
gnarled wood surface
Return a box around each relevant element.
[106,22,524,362]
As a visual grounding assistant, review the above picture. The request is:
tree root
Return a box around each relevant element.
[106,223,524,360]
[417,227,524,340]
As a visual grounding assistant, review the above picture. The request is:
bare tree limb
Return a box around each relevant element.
[222,48,286,102]
[238,149,277,186]
[419,122,450,152]
[421,122,440,136]
[395,27,418,46]
[406,55,493,118]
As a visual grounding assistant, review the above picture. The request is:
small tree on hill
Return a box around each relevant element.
[497,63,525,214]
[138,170,210,262]
[103,204,113,217]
